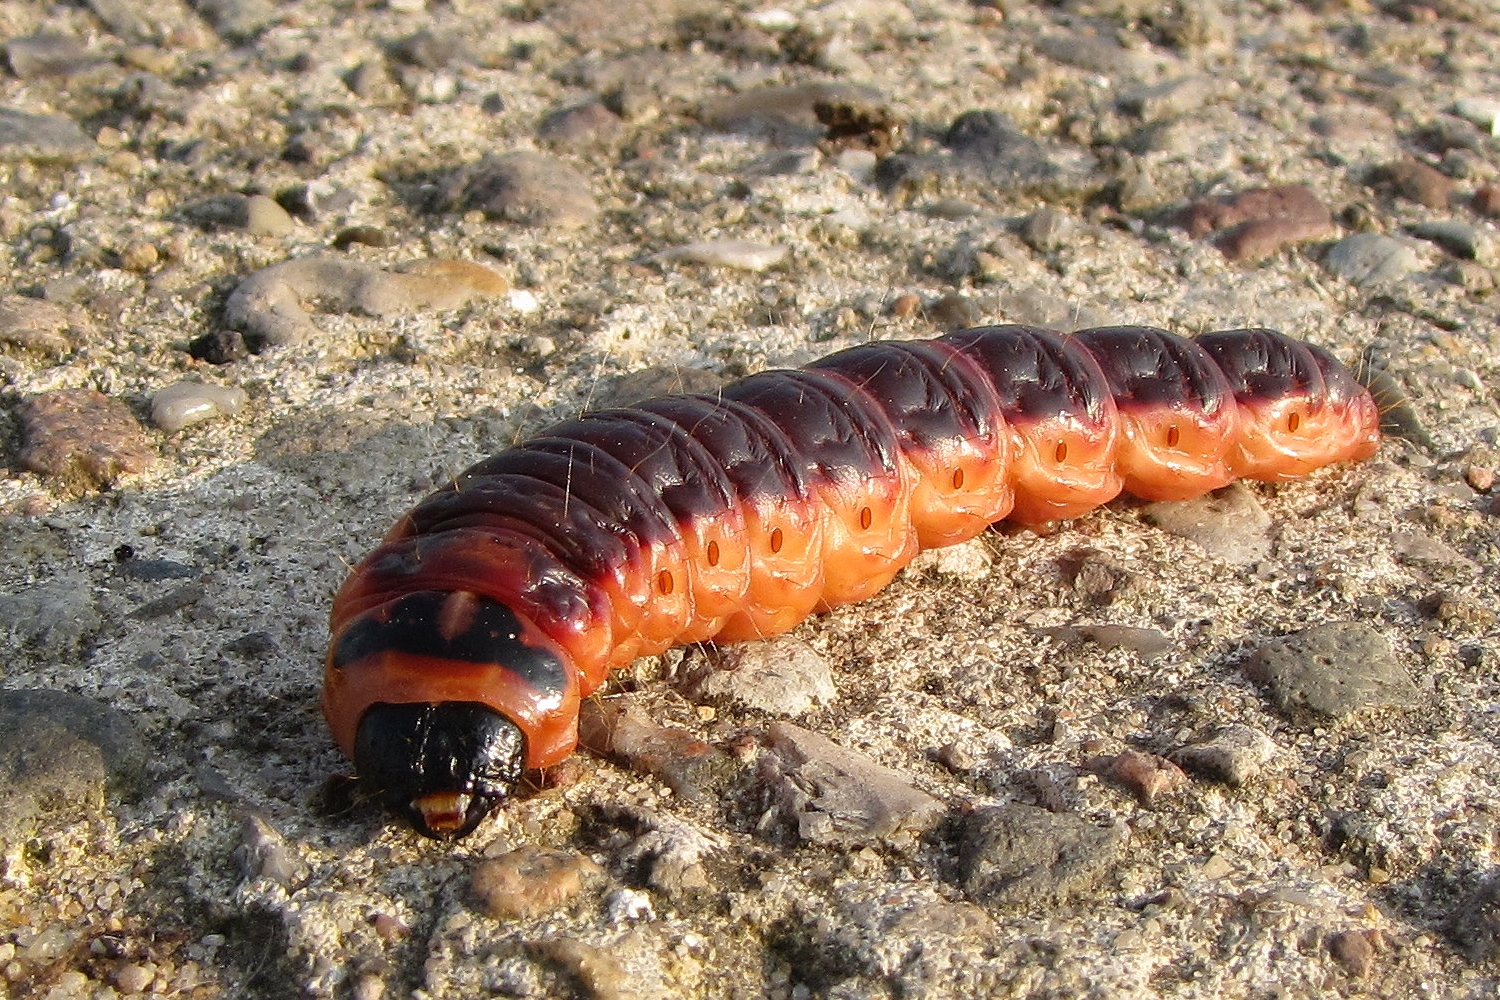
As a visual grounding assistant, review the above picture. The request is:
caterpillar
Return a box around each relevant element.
[324,324,1381,838]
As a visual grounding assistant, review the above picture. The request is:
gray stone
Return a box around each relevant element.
[1323,232,1421,287]
[1172,724,1277,786]
[235,815,308,887]
[538,100,622,148]
[192,0,281,40]
[956,803,1126,912]
[0,576,101,654]
[763,721,945,847]
[1039,624,1174,662]
[691,637,836,717]
[0,294,76,356]
[0,690,149,847]
[242,194,295,237]
[0,108,94,162]
[87,0,198,42]
[5,33,101,78]
[440,151,600,229]
[388,29,476,69]
[1142,481,1271,564]
[1244,622,1418,719]
[1409,220,1488,262]
[184,192,295,235]
[1390,528,1479,576]
[1019,206,1076,253]
[151,381,249,433]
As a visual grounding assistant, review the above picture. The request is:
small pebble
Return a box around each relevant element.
[0,107,95,162]
[195,0,280,41]
[1327,929,1378,977]
[1019,207,1075,253]
[1040,624,1173,662]
[18,389,152,489]
[1090,749,1188,805]
[118,241,159,271]
[0,576,101,654]
[1178,185,1331,239]
[151,381,248,432]
[538,100,621,147]
[1455,96,1500,137]
[606,887,655,924]
[1244,622,1418,719]
[351,974,386,1000]
[956,803,1126,913]
[1117,76,1216,122]
[1217,216,1335,263]
[1323,232,1421,287]
[470,846,602,921]
[439,150,600,229]
[1408,220,1486,262]
[0,689,147,849]
[926,292,985,330]
[1379,158,1454,209]
[243,194,295,237]
[890,293,921,318]
[332,225,395,249]
[1389,528,1478,574]
[763,721,945,846]
[235,815,306,887]
[0,294,74,355]
[935,108,1098,196]
[388,29,474,70]
[649,239,787,272]
[1171,724,1277,786]
[1142,482,1271,565]
[112,962,155,993]
[188,329,251,364]
[691,637,836,716]
[5,33,99,78]
[577,696,738,801]
[531,939,633,1000]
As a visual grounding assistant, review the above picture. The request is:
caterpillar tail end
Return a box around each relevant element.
[354,702,524,839]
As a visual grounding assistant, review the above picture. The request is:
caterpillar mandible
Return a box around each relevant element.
[324,324,1381,838]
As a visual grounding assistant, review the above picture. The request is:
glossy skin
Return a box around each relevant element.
[325,325,1381,837]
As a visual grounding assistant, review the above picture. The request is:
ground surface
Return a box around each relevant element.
[2,1,1500,998]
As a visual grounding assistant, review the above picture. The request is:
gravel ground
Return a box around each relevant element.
[3,1,1500,998]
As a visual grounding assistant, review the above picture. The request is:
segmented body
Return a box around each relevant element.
[325,324,1380,781]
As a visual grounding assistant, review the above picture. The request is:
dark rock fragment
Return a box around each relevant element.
[1244,622,1418,719]
[955,803,1126,912]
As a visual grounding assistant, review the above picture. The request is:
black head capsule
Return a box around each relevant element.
[354,702,525,839]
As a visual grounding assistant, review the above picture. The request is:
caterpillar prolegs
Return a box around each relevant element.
[324,324,1381,838]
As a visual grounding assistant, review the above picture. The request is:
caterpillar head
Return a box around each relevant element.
[354,701,525,839]
[326,586,581,839]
